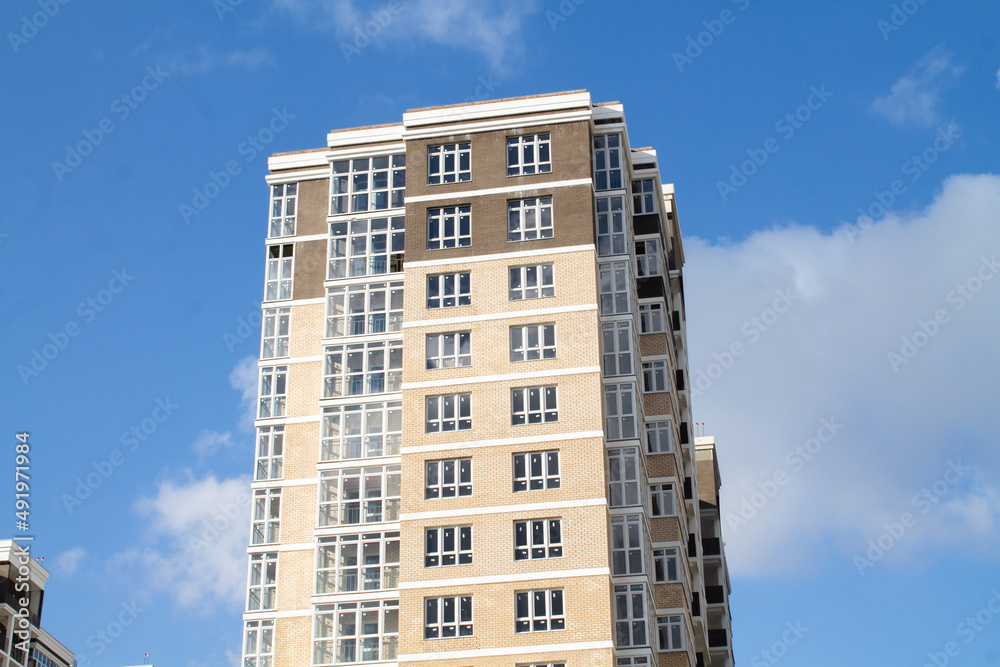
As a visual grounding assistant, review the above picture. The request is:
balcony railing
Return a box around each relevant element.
[687,533,697,557]
[708,628,729,648]
[702,537,721,556]
[692,591,701,617]
[705,585,725,604]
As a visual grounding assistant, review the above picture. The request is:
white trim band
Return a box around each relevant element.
[397,640,614,662]
[398,567,609,590]
[405,243,595,268]
[262,297,325,308]
[254,415,323,427]
[401,365,600,390]
[400,429,604,455]
[403,177,592,204]
[400,497,606,522]
[403,303,597,329]
[258,355,322,367]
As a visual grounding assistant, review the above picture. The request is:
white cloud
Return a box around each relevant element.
[230,355,259,431]
[113,472,251,611]
[871,46,963,127]
[995,67,1000,89]
[53,547,87,575]
[272,0,540,71]
[192,430,235,460]
[684,174,1000,576]
[161,47,275,76]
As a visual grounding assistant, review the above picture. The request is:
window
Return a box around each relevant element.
[316,532,400,594]
[256,425,284,481]
[247,552,277,611]
[643,361,666,393]
[323,341,403,398]
[427,143,471,185]
[425,393,472,433]
[512,385,558,425]
[425,526,472,566]
[614,583,648,647]
[426,332,471,369]
[599,262,631,314]
[265,244,294,301]
[658,614,684,651]
[514,518,562,560]
[258,365,287,418]
[602,321,633,377]
[653,548,679,582]
[321,402,401,462]
[252,488,281,545]
[326,282,403,338]
[639,303,664,333]
[513,451,560,491]
[635,239,661,277]
[650,484,676,516]
[427,272,471,309]
[616,659,649,667]
[608,448,641,507]
[507,133,551,176]
[30,650,58,667]
[646,420,672,454]
[425,458,472,499]
[632,179,656,214]
[596,195,627,256]
[313,599,398,664]
[515,589,564,632]
[521,664,566,667]
[244,620,274,667]
[330,155,405,214]
[507,197,553,242]
[328,217,405,279]
[424,596,473,638]
[610,514,643,575]
[318,465,400,527]
[604,383,637,441]
[594,135,622,190]
[427,205,471,250]
[509,264,554,300]
[269,182,297,237]
[262,307,290,358]
[510,324,556,362]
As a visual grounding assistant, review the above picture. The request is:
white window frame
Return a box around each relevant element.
[514,518,562,560]
[265,244,294,301]
[507,197,553,242]
[510,323,556,362]
[507,133,551,176]
[631,178,657,214]
[601,320,634,377]
[610,514,644,575]
[321,401,402,462]
[244,620,275,667]
[427,272,471,309]
[313,599,399,665]
[323,340,403,398]
[650,483,676,517]
[318,465,401,527]
[425,458,472,499]
[511,385,558,425]
[513,450,560,492]
[653,547,680,583]
[262,307,290,359]
[594,134,623,191]
[425,393,472,433]
[509,264,554,301]
[608,447,641,507]
[328,216,405,279]
[425,526,473,567]
[427,205,471,250]
[614,583,649,648]
[604,383,637,441]
[269,182,297,237]
[330,155,406,214]
[515,589,565,633]
[252,488,281,545]
[247,552,277,611]
[258,365,287,418]
[646,420,672,454]
[657,614,685,651]
[426,332,471,369]
[427,143,471,185]
[635,238,662,277]
[424,595,473,638]
[315,531,400,594]
[256,425,284,481]
[597,195,627,256]
[639,303,664,334]
[326,281,404,338]
[643,361,667,393]
[599,261,631,315]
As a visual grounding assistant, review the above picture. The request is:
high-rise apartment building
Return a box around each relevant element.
[244,90,734,667]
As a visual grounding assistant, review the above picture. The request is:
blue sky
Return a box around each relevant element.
[2,0,1000,665]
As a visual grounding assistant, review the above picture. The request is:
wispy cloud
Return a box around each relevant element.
[995,67,1000,89]
[230,355,259,431]
[871,46,963,127]
[53,547,87,575]
[192,429,235,461]
[160,46,275,76]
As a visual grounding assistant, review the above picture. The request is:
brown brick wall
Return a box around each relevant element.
[296,178,330,237]
[293,239,326,300]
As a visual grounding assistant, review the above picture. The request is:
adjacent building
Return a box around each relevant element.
[243,90,735,667]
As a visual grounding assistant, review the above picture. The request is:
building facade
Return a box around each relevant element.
[243,90,734,667]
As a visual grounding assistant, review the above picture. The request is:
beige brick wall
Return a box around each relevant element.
[274,616,312,667]
[402,647,615,667]
[276,548,315,612]
[639,331,668,357]
[280,420,320,481]
[654,581,686,609]
[657,650,695,667]
[287,302,325,359]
